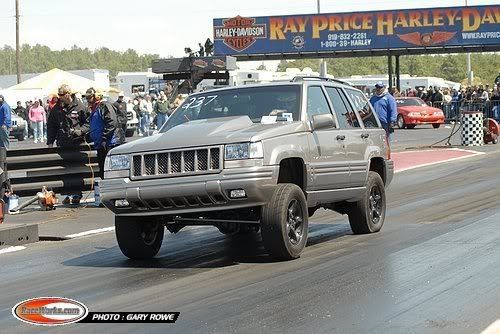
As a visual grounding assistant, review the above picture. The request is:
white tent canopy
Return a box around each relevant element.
[1,68,99,106]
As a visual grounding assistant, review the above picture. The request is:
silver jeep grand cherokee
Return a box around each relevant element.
[101,77,394,260]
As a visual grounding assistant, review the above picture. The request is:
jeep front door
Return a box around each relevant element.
[306,86,350,190]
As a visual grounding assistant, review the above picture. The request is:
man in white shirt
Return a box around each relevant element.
[139,95,153,136]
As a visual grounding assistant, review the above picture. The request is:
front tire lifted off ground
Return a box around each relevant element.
[261,183,308,260]
[115,216,164,259]
[347,171,386,234]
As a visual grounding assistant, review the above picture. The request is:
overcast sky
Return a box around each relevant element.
[0,0,496,62]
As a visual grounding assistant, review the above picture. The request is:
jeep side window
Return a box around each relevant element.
[325,87,360,128]
[345,89,380,128]
[307,86,332,120]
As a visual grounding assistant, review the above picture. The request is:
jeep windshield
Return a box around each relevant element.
[160,85,301,132]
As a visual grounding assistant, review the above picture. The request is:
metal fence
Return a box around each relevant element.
[7,146,98,197]
[429,100,500,122]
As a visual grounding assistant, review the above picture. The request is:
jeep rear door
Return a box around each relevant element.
[344,88,391,187]
[306,85,350,190]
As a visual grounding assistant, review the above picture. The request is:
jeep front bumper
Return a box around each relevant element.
[101,165,279,216]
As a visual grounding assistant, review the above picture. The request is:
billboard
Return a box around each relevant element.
[213,5,500,57]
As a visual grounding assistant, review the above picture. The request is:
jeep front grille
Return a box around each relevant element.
[131,146,222,179]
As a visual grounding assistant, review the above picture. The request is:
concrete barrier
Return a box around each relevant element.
[0,224,39,246]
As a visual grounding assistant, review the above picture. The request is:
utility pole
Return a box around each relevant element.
[465,0,472,85]
[15,0,21,84]
[317,0,327,77]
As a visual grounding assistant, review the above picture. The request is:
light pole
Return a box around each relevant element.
[317,0,327,76]
[15,0,21,84]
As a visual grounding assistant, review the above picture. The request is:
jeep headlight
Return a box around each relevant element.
[224,142,263,160]
[104,155,130,171]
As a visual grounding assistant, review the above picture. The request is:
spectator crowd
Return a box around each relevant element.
[0,82,186,150]
[367,72,500,120]
[1,73,499,152]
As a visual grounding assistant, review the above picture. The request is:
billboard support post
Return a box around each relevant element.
[388,55,393,93]
[317,0,327,77]
[395,55,401,92]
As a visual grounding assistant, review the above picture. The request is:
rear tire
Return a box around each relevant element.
[261,184,308,260]
[347,171,386,234]
[432,124,441,129]
[397,114,406,129]
[115,216,164,259]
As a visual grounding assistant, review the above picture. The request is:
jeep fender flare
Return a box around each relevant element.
[365,149,387,185]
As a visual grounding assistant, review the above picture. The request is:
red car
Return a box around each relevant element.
[395,97,445,129]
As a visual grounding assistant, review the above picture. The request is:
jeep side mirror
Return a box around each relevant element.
[312,114,336,131]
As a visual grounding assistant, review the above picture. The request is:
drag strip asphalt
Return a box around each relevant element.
[0,149,499,333]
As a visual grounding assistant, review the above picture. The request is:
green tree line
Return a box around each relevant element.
[278,53,500,85]
[0,44,160,79]
[0,44,497,85]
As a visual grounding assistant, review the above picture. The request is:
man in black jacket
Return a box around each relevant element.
[13,101,28,141]
[113,91,128,133]
[13,101,27,120]
[47,84,89,148]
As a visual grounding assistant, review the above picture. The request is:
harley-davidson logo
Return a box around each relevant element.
[211,59,226,68]
[397,31,456,46]
[193,59,208,68]
[214,15,267,52]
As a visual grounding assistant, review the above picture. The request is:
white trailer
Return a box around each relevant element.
[116,71,163,96]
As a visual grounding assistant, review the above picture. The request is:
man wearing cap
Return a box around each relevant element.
[85,88,125,179]
[0,95,12,149]
[369,82,397,139]
[154,91,170,129]
[113,92,128,134]
[46,84,89,148]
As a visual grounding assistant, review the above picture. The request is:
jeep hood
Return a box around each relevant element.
[110,116,307,155]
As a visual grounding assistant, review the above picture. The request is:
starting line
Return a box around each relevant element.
[392,148,484,173]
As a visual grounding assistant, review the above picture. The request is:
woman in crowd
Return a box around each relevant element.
[29,100,46,143]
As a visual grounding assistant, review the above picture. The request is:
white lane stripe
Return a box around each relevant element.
[65,227,115,239]
[394,151,484,174]
[0,246,26,255]
[393,148,481,155]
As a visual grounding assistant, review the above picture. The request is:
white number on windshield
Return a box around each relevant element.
[181,95,218,109]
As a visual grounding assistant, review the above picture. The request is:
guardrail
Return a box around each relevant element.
[7,146,98,197]
[429,100,500,122]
